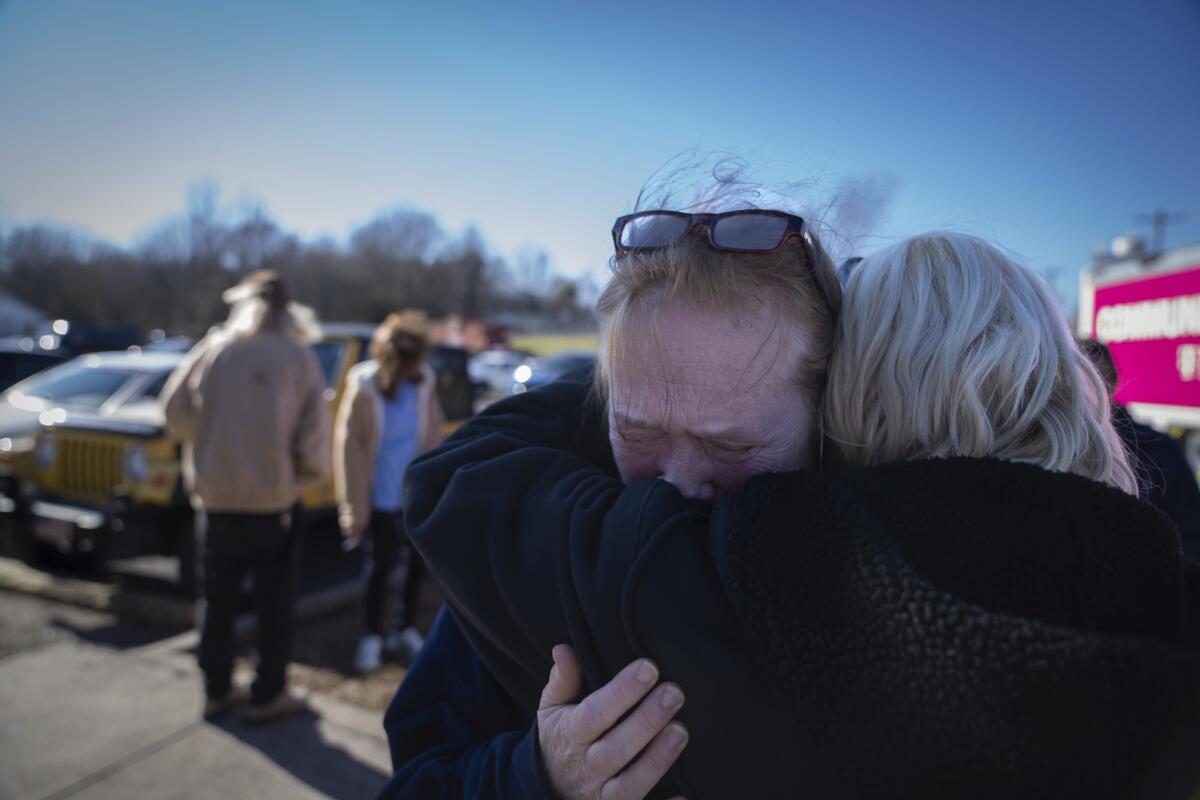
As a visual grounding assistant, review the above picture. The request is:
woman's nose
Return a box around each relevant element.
[659,453,716,501]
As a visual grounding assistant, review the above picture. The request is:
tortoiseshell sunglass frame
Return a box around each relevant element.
[611,209,840,319]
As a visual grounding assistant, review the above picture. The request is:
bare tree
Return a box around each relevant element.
[137,216,191,263]
[350,208,444,262]
[0,190,596,339]
[227,206,283,271]
[455,225,488,317]
[3,224,84,264]
[515,247,551,296]
[186,181,222,263]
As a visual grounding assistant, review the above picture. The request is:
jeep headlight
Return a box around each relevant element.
[34,436,57,469]
[124,445,150,484]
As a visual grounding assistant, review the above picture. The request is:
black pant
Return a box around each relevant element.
[363,510,426,636]
[197,507,302,704]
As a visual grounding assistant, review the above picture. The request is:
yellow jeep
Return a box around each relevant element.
[3,325,472,589]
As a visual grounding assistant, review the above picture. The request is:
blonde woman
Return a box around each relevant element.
[388,230,1200,799]
[334,311,445,672]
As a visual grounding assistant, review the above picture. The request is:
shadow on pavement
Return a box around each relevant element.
[50,616,181,650]
[213,710,389,800]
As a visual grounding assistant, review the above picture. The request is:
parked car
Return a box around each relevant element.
[0,349,176,443]
[429,343,477,422]
[1,324,474,584]
[469,349,533,403]
[0,349,185,567]
[33,320,142,356]
[141,335,195,353]
[0,338,69,392]
[511,351,596,395]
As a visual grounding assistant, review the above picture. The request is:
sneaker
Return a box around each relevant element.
[355,634,383,672]
[203,687,247,721]
[239,689,309,726]
[385,626,425,660]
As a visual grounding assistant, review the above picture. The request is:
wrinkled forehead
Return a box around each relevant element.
[605,296,807,428]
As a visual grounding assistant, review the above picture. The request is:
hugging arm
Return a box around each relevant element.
[403,372,706,704]
[402,372,711,799]
[381,609,688,800]
[379,609,551,800]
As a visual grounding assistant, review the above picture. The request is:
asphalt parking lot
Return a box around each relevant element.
[0,538,447,800]
[0,585,396,800]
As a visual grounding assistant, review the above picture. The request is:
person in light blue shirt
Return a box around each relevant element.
[333,311,446,672]
[371,380,420,512]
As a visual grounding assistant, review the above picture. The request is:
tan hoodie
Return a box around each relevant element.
[161,328,331,513]
[333,359,445,538]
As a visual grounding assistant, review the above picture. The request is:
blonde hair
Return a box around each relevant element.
[597,231,841,413]
[825,232,1137,494]
[371,310,429,399]
[219,297,321,344]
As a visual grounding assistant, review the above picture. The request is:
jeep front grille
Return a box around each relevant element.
[56,435,124,504]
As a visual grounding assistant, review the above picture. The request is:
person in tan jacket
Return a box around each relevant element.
[161,270,331,723]
[334,310,445,672]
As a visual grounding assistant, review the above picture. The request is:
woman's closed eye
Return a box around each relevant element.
[703,440,759,459]
[616,427,666,446]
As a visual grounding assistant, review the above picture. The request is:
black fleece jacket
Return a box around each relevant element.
[405,372,1200,800]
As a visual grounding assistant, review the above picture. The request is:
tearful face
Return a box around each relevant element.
[606,298,818,501]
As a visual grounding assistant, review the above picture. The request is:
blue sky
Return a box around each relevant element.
[1,0,1197,301]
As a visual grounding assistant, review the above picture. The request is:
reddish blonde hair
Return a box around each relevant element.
[597,232,841,416]
[371,310,429,399]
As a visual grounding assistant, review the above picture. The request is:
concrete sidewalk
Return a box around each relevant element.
[0,628,391,800]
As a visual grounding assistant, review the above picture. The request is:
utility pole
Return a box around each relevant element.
[1135,209,1187,254]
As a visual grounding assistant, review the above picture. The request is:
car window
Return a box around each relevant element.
[543,354,595,373]
[10,361,137,410]
[0,353,64,392]
[311,341,346,387]
[429,345,474,421]
[135,372,171,400]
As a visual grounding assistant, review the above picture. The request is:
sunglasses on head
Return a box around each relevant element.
[612,209,839,317]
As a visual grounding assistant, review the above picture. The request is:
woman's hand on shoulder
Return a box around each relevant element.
[537,645,688,800]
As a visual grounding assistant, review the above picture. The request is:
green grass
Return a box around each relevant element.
[509,333,598,357]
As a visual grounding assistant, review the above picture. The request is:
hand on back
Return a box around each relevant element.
[537,645,688,800]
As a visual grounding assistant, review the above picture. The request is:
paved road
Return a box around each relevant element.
[0,589,391,800]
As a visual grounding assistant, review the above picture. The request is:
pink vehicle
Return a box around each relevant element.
[1078,236,1200,460]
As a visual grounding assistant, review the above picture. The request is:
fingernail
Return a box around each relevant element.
[636,660,658,684]
[660,684,683,709]
[667,723,688,748]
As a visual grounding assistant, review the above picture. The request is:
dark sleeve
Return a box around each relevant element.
[379,609,553,800]
[404,373,709,708]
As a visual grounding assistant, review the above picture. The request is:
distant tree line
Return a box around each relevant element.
[0,184,596,337]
